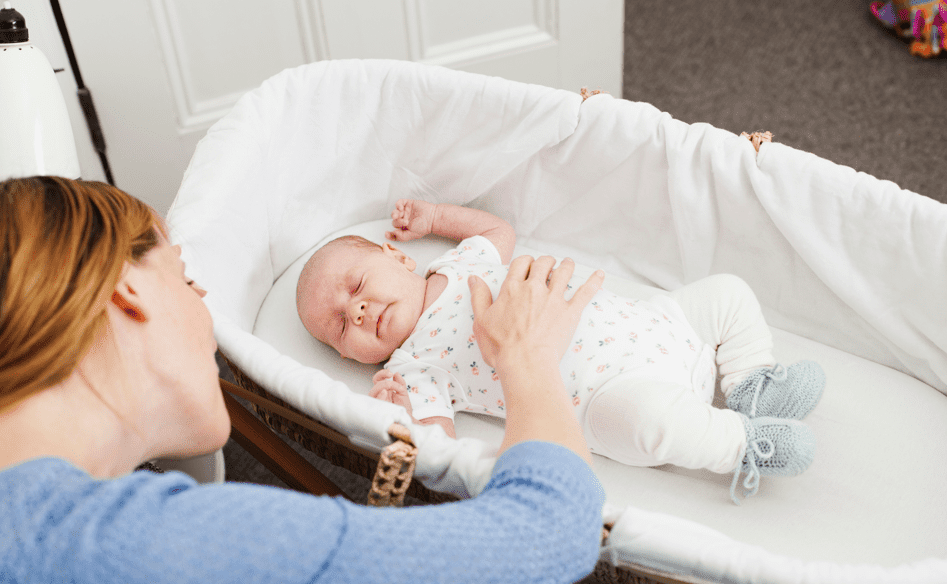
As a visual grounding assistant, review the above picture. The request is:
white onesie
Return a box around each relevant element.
[384,237,717,426]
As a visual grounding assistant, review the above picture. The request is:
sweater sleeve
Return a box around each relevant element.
[1,442,603,584]
[324,441,604,583]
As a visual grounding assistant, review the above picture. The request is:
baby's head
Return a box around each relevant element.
[296,235,427,364]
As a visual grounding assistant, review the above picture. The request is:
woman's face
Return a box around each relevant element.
[133,233,229,457]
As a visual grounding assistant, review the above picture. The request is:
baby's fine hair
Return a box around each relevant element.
[323,235,382,253]
[301,235,382,281]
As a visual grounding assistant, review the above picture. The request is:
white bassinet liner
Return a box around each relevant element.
[256,219,947,577]
[166,60,947,584]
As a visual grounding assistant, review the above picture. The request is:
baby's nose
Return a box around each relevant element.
[350,299,368,324]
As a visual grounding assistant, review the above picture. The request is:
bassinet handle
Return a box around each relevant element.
[367,423,417,507]
[739,130,773,152]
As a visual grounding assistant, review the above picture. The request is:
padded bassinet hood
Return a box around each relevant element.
[167,60,947,584]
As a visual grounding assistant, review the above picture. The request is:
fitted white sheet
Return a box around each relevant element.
[166,59,947,583]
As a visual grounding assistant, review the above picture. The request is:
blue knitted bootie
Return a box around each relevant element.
[730,414,816,505]
[726,361,825,420]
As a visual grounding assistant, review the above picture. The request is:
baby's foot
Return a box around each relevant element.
[730,415,816,505]
[726,361,825,420]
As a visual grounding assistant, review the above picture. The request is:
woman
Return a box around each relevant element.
[0,176,605,584]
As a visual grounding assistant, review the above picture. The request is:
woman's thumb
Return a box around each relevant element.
[467,275,492,317]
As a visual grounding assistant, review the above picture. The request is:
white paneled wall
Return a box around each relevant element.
[59,0,623,215]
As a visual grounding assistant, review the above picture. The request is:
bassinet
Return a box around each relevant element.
[166,59,947,584]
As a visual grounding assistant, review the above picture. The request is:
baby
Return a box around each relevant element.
[297,199,826,503]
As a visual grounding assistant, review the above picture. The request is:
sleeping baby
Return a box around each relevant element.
[296,199,826,503]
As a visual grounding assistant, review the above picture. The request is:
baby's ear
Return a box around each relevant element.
[382,243,417,271]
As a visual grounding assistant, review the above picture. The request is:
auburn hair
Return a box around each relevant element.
[0,176,162,413]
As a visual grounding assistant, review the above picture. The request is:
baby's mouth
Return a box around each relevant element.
[376,305,387,337]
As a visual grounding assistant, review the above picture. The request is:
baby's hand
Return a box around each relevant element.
[386,199,436,242]
[369,369,413,418]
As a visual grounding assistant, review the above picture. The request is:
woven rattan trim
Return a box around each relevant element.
[368,439,417,507]
[219,353,459,505]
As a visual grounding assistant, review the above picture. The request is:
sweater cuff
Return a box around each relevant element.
[491,441,604,501]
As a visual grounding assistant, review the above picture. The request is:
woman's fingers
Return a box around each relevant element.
[525,255,557,284]
[509,255,576,292]
[546,257,575,293]
[468,274,492,319]
[470,254,606,370]
[569,268,605,311]
[505,255,534,283]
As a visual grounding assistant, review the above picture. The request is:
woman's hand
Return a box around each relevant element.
[386,199,437,242]
[369,369,413,418]
[467,255,603,463]
[468,256,603,369]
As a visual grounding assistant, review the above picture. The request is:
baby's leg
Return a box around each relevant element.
[584,377,745,474]
[665,274,775,396]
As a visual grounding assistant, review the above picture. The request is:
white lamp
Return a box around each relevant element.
[0,1,80,180]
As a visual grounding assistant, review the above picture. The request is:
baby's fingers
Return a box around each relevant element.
[391,200,409,222]
[373,369,395,384]
[389,385,413,412]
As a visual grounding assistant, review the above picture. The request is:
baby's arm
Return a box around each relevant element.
[386,199,516,264]
[369,369,456,439]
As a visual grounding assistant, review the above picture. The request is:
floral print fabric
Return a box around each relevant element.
[385,237,714,423]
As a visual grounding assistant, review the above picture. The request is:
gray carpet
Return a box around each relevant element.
[623,0,945,204]
[220,1,944,580]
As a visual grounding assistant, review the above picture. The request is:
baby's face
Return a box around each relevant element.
[299,242,426,364]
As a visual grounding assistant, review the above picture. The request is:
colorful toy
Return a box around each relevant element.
[870,0,947,57]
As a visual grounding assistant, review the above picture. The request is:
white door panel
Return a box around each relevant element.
[315,0,410,60]
[60,0,623,215]
[151,0,309,132]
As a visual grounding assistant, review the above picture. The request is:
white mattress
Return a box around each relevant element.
[254,219,947,570]
[166,59,947,583]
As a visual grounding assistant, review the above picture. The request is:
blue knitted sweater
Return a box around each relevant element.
[0,441,603,583]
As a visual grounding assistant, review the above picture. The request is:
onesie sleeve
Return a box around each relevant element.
[1,443,604,584]
[386,350,459,421]
[425,235,503,276]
